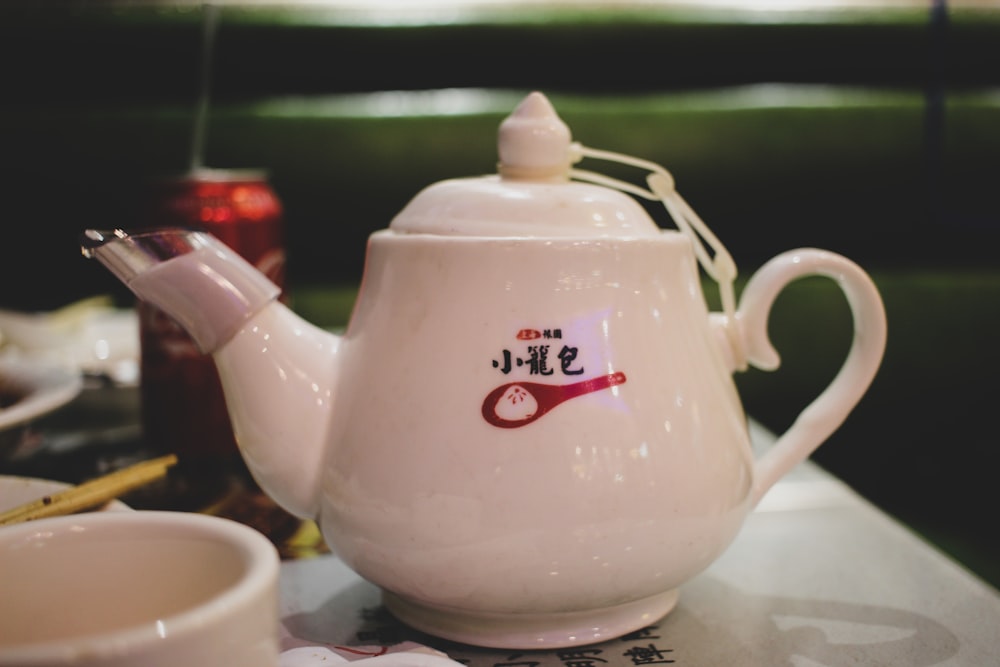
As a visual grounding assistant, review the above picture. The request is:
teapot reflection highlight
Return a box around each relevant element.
[81,92,886,649]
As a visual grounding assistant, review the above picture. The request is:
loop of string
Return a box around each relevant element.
[567,143,738,322]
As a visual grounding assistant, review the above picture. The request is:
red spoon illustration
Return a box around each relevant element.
[482,371,627,428]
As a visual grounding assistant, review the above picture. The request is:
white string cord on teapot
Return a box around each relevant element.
[567,143,739,324]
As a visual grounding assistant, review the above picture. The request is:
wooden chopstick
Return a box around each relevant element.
[0,454,178,526]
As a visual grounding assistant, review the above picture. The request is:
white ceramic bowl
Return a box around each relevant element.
[0,511,280,666]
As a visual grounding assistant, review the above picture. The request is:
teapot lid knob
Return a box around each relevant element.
[498,91,572,181]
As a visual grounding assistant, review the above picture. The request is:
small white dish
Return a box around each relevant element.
[0,474,131,514]
[0,357,82,430]
[0,297,139,386]
[0,357,83,458]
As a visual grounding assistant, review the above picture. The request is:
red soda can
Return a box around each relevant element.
[139,169,285,481]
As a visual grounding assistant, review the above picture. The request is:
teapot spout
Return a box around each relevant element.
[81,228,282,354]
[81,228,340,519]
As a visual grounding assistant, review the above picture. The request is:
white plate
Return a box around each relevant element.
[0,298,139,386]
[0,475,131,514]
[0,357,83,432]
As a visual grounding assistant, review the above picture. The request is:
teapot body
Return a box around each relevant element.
[80,92,887,651]
[318,230,754,638]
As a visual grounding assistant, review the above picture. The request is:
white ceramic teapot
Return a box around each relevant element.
[82,92,886,649]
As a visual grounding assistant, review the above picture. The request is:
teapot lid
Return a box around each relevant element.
[389,91,740,348]
[389,92,662,239]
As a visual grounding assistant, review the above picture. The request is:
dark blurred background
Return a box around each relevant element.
[0,1,997,585]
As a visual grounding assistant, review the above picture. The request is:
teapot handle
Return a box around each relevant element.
[735,248,887,506]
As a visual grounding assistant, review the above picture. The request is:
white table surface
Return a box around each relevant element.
[278,422,1000,666]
